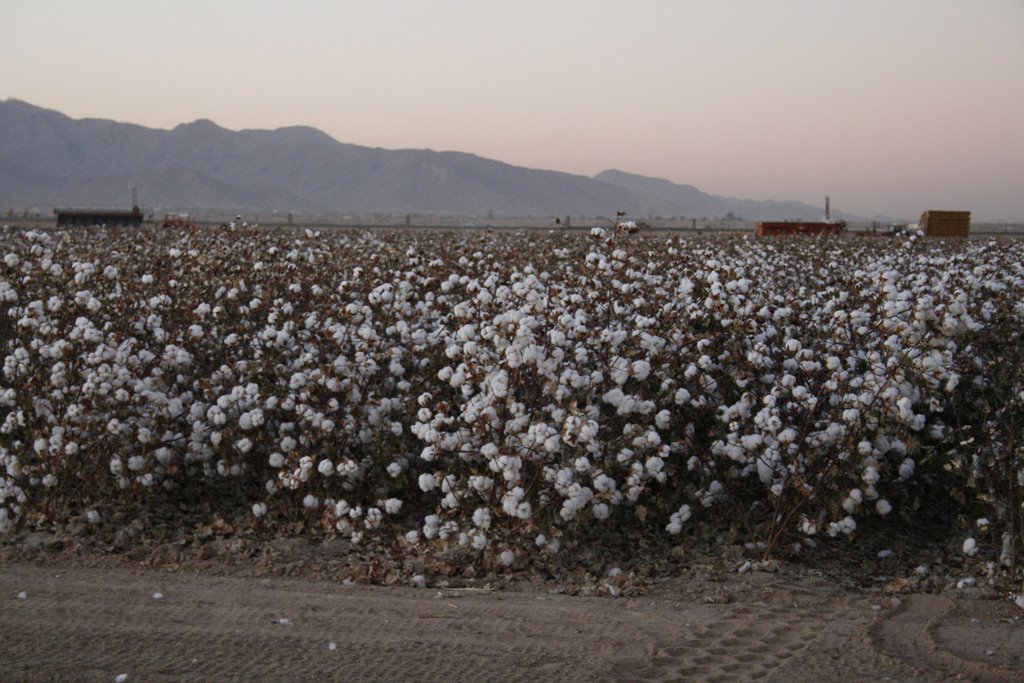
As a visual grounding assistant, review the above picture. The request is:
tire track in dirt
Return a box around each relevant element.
[869,594,1021,683]
[1,563,1018,682]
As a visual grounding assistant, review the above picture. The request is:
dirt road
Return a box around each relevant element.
[1,562,1020,682]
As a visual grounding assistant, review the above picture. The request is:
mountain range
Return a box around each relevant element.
[1,99,838,220]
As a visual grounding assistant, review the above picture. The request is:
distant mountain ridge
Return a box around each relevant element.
[0,99,835,220]
[593,170,841,222]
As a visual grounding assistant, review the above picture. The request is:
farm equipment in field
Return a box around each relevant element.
[162,213,197,229]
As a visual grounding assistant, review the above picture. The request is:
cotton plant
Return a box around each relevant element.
[1,224,1023,590]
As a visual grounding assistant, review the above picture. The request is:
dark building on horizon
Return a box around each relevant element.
[54,205,144,228]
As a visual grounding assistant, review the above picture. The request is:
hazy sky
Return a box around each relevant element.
[3,0,1023,220]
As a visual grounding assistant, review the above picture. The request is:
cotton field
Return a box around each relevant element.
[2,224,1023,579]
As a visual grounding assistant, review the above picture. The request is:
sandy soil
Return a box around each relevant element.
[2,558,1021,683]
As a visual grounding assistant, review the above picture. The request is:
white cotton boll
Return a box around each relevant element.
[666,505,692,535]
[740,434,763,451]
[17,591,27,599]
[609,361,631,386]
[86,509,101,524]
[945,373,960,392]
[234,437,252,454]
[152,592,164,600]
[472,507,491,529]
[644,456,664,476]
[252,502,267,517]
[701,480,724,508]
[827,516,857,537]
[268,452,286,468]
[318,459,334,477]
[592,503,610,520]
[411,574,427,588]
[329,642,338,651]
[498,549,515,567]
[898,458,915,480]
[876,499,892,516]
[384,498,402,514]
[302,495,320,509]
[418,473,437,492]
[592,473,616,493]
[777,428,797,444]
[757,454,778,485]
[115,675,128,683]
[364,508,383,529]
[631,360,651,381]
[896,396,914,420]
[404,530,420,544]
[963,537,978,556]
[602,387,625,409]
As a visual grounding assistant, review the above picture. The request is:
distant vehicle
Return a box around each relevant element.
[755,221,844,237]
[162,213,196,229]
[755,196,846,237]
